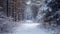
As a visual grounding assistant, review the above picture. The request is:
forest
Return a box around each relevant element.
[0,0,60,34]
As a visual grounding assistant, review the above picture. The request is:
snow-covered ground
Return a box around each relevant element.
[0,20,59,34]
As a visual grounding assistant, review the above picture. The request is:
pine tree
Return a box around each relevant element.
[44,0,60,25]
